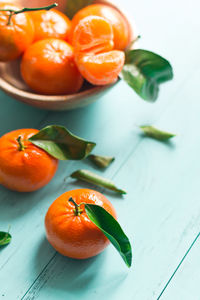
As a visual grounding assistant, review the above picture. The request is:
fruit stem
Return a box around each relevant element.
[17,136,26,151]
[0,3,57,25]
[126,35,141,51]
[68,197,83,216]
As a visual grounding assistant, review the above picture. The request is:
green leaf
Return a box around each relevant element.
[85,204,132,267]
[121,49,173,102]
[140,125,176,140]
[70,169,126,194]
[0,231,11,246]
[88,154,115,168]
[66,0,94,19]
[29,125,96,160]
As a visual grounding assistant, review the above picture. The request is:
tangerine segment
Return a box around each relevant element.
[71,4,131,50]
[45,189,117,259]
[76,50,125,85]
[72,16,114,54]
[29,9,71,42]
[0,3,34,61]
[0,129,58,192]
[21,38,84,95]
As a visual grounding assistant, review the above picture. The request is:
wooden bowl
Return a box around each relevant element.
[0,0,134,111]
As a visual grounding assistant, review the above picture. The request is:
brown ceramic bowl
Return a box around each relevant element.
[0,0,135,111]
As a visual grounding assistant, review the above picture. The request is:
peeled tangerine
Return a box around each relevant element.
[73,16,125,86]
[76,51,125,85]
[71,4,131,50]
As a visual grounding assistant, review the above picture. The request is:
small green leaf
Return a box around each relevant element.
[85,204,132,267]
[140,125,176,140]
[88,154,115,169]
[70,169,126,194]
[121,49,173,102]
[0,232,11,246]
[29,125,96,160]
[66,0,94,19]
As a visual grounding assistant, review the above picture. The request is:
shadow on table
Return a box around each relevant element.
[33,236,105,293]
[139,133,177,150]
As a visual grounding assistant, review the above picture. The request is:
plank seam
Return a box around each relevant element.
[157,231,200,299]
[21,252,57,300]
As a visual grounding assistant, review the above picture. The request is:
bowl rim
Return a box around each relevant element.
[0,76,113,103]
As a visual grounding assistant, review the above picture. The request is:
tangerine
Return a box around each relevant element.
[21,38,84,95]
[0,129,58,192]
[29,8,71,42]
[73,16,125,85]
[76,51,125,85]
[45,189,117,259]
[71,4,131,50]
[72,15,114,54]
[0,2,34,61]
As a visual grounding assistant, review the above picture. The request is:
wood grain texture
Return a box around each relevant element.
[0,0,200,299]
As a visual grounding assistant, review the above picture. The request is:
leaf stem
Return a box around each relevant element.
[0,3,57,25]
[16,136,26,151]
[68,197,83,216]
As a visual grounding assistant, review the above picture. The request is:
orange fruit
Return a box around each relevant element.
[76,51,125,85]
[29,8,71,42]
[21,38,84,95]
[0,129,58,192]
[71,4,131,50]
[45,189,117,259]
[73,16,125,85]
[0,2,34,61]
[72,15,114,54]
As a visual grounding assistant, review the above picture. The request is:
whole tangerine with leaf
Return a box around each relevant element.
[0,125,96,192]
[0,2,34,61]
[45,188,132,266]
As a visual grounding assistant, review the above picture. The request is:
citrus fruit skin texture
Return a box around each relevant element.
[45,189,117,259]
[0,3,34,61]
[71,4,131,50]
[29,9,71,42]
[21,38,84,95]
[0,129,58,192]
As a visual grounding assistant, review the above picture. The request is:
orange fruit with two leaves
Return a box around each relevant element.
[45,189,117,259]
[70,4,131,50]
[21,38,84,95]
[0,129,58,192]
[0,2,34,61]
[29,8,71,42]
[73,16,125,85]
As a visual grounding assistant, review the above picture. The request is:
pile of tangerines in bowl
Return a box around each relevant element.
[0,1,133,95]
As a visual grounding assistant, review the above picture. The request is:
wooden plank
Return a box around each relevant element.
[158,233,200,300]
[0,80,158,300]
[20,69,200,300]
[0,0,200,299]
[0,92,47,135]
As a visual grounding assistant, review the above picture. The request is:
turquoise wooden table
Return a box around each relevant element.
[1,0,200,299]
